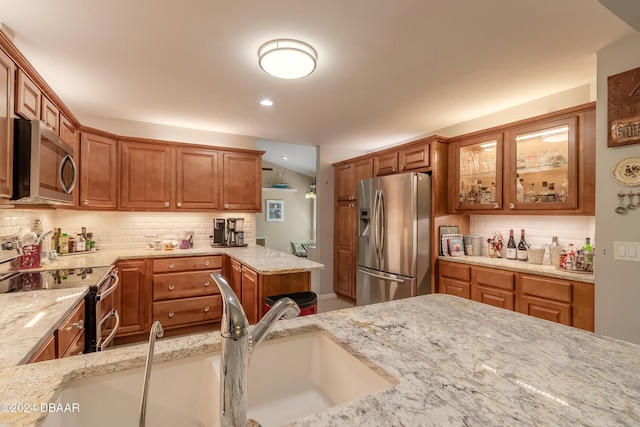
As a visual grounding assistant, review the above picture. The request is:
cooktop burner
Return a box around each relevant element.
[0,266,112,294]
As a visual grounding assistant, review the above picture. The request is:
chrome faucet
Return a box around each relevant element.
[139,320,164,427]
[210,272,300,427]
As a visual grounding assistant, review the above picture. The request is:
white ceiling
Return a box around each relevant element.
[0,0,635,174]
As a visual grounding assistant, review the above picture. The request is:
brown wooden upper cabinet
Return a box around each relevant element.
[41,96,59,134]
[399,142,430,172]
[176,147,220,210]
[221,150,262,212]
[59,114,77,145]
[0,48,14,202]
[335,158,373,201]
[449,103,595,214]
[16,69,40,121]
[79,131,118,209]
[374,152,398,176]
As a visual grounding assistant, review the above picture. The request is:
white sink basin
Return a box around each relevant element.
[43,331,395,427]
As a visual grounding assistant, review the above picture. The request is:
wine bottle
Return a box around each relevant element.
[583,237,593,263]
[506,229,517,260]
[517,229,528,261]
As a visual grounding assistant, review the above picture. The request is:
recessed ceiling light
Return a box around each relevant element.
[260,99,274,106]
[258,39,317,79]
[281,156,288,160]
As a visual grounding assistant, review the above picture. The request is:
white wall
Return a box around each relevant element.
[257,161,314,255]
[595,33,640,344]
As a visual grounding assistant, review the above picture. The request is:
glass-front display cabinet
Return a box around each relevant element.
[505,116,578,211]
[452,133,504,211]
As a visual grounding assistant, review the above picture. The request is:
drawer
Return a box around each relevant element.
[475,267,515,291]
[521,275,572,303]
[57,300,85,356]
[440,261,471,282]
[441,278,470,299]
[153,271,221,301]
[153,255,223,273]
[153,295,222,328]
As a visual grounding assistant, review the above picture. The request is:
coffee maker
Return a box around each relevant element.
[226,218,245,246]
[211,218,226,246]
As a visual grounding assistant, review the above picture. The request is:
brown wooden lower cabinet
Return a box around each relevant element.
[28,334,56,364]
[28,299,85,364]
[114,259,151,337]
[438,260,594,331]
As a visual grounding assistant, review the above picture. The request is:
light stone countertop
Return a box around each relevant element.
[438,255,595,284]
[0,294,638,426]
[0,245,323,368]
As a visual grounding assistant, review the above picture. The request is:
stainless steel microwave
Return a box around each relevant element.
[12,118,77,204]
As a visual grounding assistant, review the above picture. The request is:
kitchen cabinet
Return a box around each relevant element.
[0,48,14,202]
[79,131,118,209]
[449,103,595,214]
[374,151,398,176]
[28,299,85,363]
[59,113,77,146]
[334,158,373,201]
[27,334,56,364]
[437,259,594,331]
[119,139,173,210]
[176,147,220,210]
[41,96,59,134]
[221,150,262,211]
[399,142,430,172]
[114,259,151,337]
[240,266,259,325]
[334,200,357,300]
[15,69,40,121]
[151,255,223,329]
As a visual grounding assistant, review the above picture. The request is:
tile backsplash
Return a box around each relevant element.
[469,215,595,261]
[0,209,255,250]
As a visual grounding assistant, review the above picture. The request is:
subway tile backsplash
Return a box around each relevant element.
[469,215,595,260]
[1,209,255,250]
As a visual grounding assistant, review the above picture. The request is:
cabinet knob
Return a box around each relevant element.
[493,203,500,209]
[203,307,210,313]
[204,261,210,267]
[177,202,182,207]
[224,203,229,209]
[164,201,170,207]
[509,203,515,209]
[169,263,175,269]
[72,320,84,330]
[82,200,89,206]
[168,312,175,318]
[204,281,210,287]
[168,284,175,291]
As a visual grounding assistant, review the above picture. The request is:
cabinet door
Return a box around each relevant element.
[334,200,356,299]
[115,259,151,336]
[0,49,14,201]
[59,114,77,145]
[399,143,430,172]
[120,140,173,210]
[451,132,503,212]
[28,334,56,364]
[519,274,572,326]
[79,132,118,209]
[374,152,398,176]
[222,151,262,211]
[335,162,355,201]
[229,258,243,298]
[57,299,85,357]
[41,96,59,134]
[241,266,259,324]
[176,147,220,209]
[471,285,514,310]
[440,277,470,299]
[16,69,40,120]
[505,116,578,211]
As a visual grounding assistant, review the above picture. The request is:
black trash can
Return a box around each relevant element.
[265,291,317,316]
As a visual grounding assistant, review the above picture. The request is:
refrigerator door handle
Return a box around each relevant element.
[358,268,406,283]
[373,189,380,266]
[379,190,385,259]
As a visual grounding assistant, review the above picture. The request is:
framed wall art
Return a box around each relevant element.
[265,199,284,222]
[608,66,640,147]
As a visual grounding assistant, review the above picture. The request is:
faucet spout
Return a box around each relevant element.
[210,272,300,427]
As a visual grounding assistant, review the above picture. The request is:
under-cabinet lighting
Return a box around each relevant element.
[480,141,497,148]
[516,126,569,142]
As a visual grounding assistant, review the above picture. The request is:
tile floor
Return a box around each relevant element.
[316,297,355,313]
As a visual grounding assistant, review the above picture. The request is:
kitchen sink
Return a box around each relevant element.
[43,330,396,427]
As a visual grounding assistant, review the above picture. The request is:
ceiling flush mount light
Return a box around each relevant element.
[258,39,317,79]
[260,99,274,106]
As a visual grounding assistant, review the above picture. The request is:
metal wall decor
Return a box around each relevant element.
[608,66,640,147]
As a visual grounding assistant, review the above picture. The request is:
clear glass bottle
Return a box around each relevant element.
[517,229,528,261]
[566,243,576,270]
[525,183,537,203]
[560,174,569,202]
[540,181,549,202]
[545,182,557,202]
[489,182,496,203]
[506,229,517,260]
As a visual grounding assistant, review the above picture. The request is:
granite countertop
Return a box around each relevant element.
[1,294,638,426]
[438,255,595,284]
[0,245,323,368]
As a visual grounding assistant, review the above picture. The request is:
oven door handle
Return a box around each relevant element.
[96,270,119,302]
[97,310,120,351]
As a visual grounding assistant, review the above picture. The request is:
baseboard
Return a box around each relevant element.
[317,292,338,300]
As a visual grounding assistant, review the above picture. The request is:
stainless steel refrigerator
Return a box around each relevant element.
[356,172,431,305]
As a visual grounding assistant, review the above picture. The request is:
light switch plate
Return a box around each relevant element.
[613,241,640,262]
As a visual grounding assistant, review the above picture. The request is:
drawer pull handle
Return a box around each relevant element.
[169,263,175,269]
[164,201,170,208]
[204,307,210,313]
[168,312,175,318]
[169,285,175,291]
[72,320,84,330]
[204,281,210,287]
[205,261,210,267]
